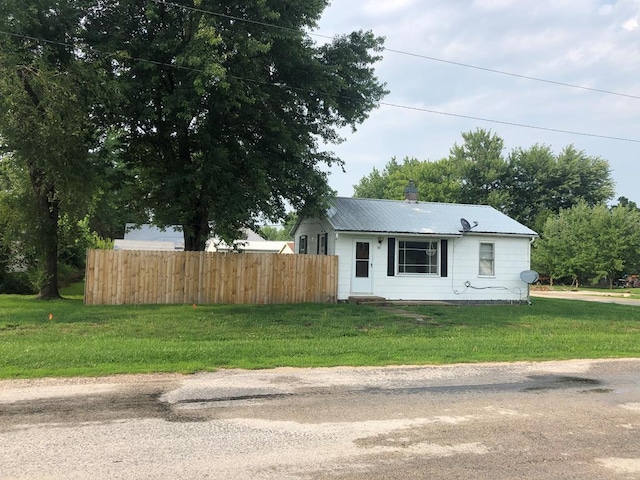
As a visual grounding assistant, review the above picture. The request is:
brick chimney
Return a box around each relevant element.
[404,180,418,203]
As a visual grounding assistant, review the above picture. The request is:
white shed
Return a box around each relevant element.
[292,196,537,304]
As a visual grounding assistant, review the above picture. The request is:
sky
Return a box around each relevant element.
[314,0,640,204]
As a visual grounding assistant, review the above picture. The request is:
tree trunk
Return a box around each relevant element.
[30,168,61,300]
[38,227,60,300]
[182,206,210,251]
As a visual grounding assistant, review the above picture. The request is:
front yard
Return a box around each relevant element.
[1,290,639,378]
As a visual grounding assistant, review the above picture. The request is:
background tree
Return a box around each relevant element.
[504,144,614,232]
[448,128,509,209]
[355,129,508,206]
[548,145,614,212]
[353,156,461,202]
[259,212,298,241]
[532,202,640,287]
[531,212,575,286]
[614,196,639,211]
[88,0,388,251]
[0,153,32,293]
[504,144,557,232]
[0,0,104,298]
[354,129,616,231]
[353,158,404,199]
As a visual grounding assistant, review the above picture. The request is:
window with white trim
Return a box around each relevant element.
[479,243,495,276]
[398,240,438,274]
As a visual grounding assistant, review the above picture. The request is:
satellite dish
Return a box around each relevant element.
[460,218,471,232]
[520,270,539,284]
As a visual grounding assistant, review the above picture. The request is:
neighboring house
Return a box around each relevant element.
[114,224,184,251]
[280,242,295,255]
[113,239,178,251]
[206,230,273,252]
[292,187,537,304]
[206,240,294,254]
[114,223,269,252]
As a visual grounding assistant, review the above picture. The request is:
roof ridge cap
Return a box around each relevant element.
[336,197,496,208]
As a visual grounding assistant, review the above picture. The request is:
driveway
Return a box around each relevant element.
[1,359,640,479]
[531,289,640,306]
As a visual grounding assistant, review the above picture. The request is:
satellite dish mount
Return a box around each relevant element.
[460,218,478,232]
[520,270,540,305]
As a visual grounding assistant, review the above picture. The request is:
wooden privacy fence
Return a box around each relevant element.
[84,250,338,305]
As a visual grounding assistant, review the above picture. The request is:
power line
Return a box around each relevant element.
[382,48,640,101]
[1,29,638,144]
[151,0,640,101]
[378,101,640,143]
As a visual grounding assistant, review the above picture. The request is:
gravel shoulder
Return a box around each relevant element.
[530,289,640,305]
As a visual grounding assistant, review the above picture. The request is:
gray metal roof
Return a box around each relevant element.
[325,197,537,237]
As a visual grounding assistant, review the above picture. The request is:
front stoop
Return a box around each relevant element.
[348,296,387,305]
[348,296,453,307]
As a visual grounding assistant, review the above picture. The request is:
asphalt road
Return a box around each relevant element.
[1,359,640,479]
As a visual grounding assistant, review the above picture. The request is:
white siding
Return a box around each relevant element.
[294,218,335,255]
[336,233,532,303]
[335,235,355,299]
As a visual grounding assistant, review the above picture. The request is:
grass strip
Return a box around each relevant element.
[1,294,639,378]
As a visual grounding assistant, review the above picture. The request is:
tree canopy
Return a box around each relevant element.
[353,128,615,232]
[86,0,388,250]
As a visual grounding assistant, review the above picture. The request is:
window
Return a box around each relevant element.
[479,243,495,276]
[298,235,307,254]
[317,233,328,255]
[398,240,438,274]
[355,241,370,277]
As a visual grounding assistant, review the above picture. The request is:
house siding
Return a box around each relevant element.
[335,235,355,298]
[334,233,531,302]
[294,217,335,255]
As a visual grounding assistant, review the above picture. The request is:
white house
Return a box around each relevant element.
[114,224,290,253]
[292,193,538,304]
[206,240,294,254]
[114,224,185,251]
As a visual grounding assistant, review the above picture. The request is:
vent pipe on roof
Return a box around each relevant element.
[404,180,418,203]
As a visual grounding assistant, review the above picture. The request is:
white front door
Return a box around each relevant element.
[351,239,373,294]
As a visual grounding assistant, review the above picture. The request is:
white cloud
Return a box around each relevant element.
[599,4,614,15]
[623,16,639,29]
[361,0,420,16]
[472,0,521,10]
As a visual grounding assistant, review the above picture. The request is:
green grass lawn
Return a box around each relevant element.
[1,291,639,379]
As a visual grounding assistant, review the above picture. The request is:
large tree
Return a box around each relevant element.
[353,129,615,231]
[0,0,104,298]
[86,132,150,240]
[448,128,509,209]
[505,144,614,232]
[87,0,387,251]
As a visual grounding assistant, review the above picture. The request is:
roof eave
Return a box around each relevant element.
[334,228,537,238]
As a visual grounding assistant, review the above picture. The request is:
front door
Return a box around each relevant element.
[351,240,373,294]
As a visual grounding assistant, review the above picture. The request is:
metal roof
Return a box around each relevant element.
[325,197,537,237]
